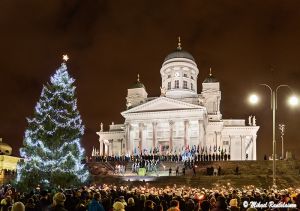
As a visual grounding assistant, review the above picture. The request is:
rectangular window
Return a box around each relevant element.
[168,75,171,78]
[175,80,179,89]
[191,76,194,80]
[168,82,171,90]
[223,141,229,145]
[191,83,194,90]
[183,81,187,89]
[183,73,188,77]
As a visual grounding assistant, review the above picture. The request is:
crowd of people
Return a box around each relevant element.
[89,152,231,164]
[0,183,299,211]
[115,165,126,175]
[132,159,160,175]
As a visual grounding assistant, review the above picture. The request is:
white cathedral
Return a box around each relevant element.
[95,39,259,161]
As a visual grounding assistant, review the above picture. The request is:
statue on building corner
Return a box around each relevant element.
[253,116,256,126]
[198,96,204,106]
[126,100,132,109]
[160,86,166,97]
[100,122,103,132]
[248,115,252,126]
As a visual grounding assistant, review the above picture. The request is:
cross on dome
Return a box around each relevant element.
[177,36,182,50]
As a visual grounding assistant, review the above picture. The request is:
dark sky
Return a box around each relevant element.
[1,0,300,159]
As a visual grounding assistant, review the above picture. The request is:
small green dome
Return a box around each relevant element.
[203,75,218,83]
[130,81,145,89]
[0,139,12,155]
[203,68,218,83]
[129,74,145,89]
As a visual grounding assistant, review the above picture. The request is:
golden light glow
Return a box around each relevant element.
[249,94,259,104]
[288,95,299,106]
[62,54,69,62]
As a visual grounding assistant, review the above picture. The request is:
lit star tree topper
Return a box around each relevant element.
[16,55,89,190]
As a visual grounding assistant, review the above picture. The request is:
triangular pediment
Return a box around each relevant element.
[122,97,205,116]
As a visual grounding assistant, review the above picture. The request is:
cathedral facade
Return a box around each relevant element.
[95,41,259,161]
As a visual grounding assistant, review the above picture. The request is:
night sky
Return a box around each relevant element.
[1,1,300,159]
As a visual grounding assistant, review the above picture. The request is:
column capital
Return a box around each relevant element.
[152,121,158,127]
[169,120,175,126]
[125,122,132,129]
[138,122,145,129]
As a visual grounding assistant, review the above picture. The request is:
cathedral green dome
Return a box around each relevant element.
[164,49,195,62]
[164,37,195,62]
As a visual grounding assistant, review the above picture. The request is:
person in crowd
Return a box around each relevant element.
[49,192,68,211]
[25,198,36,211]
[213,196,229,211]
[201,200,211,211]
[37,190,51,211]
[11,202,25,211]
[125,197,135,211]
[235,166,239,175]
[168,200,180,211]
[0,195,12,211]
[87,193,105,211]
[229,199,239,211]
[143,200,155,211]
[112,201,125,211]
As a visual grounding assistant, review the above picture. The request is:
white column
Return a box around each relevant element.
[99,139,103,156]
[217,132,222,149]
[198,120,204,148]
[111,140,114,156]
[139,123,144,154]
[241,135,246,160]
[104,143,108,156]
[152,122,157,150]
[184,120,189,148]
[169,120,174,152]
[253,135,257,160]
[125,123,131,155]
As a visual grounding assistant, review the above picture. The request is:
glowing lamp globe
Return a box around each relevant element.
[288,95,299,106]
[249,94,259,104]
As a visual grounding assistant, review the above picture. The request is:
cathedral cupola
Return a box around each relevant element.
[203,68,218,83]
[126,74,148,109]
[201,68,222,121]
[160,37,199,99]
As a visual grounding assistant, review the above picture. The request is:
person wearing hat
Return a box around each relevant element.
[88,193,105,211]
[49,192,67,211]
[37,190,51,211]
[113,201,125,211]
[11,202,25,211]
[125,197,136,211]
[229,199,239,211]
[1,195,12,211]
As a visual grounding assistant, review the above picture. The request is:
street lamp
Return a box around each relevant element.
[278,124,285,160]
[248,84,298,187]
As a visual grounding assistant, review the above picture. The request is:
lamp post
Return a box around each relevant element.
[248,84,298,187]
[278,124,285,160]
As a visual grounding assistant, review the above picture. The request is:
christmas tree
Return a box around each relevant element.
[16,55,89,189]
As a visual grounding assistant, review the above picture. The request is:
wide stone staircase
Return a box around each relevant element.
[88,160,300,188]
